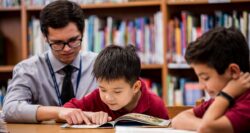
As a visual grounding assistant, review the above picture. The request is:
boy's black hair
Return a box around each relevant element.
[40,0,84,37]
[93,45,141,86]
[185,27,250,74]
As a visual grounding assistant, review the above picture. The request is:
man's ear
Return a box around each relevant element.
[132,80,141,93]
[228,63,241,79]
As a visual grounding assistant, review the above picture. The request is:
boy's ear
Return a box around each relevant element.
[228,63,241,79]
[132,80,141,93]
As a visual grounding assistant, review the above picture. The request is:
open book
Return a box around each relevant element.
[61,113,171,128]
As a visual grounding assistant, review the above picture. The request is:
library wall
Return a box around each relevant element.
[1,0,250,107]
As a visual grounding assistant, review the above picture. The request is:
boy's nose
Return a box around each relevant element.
[105,94,114,101]
[198,82,206,90]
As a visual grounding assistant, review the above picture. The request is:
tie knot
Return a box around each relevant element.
[63,65,73,75]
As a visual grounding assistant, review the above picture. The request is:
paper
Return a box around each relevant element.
[115,126,196,133]
[208,0,230,3]
[61,123,101,128]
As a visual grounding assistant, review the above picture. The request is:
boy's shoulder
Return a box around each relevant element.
[140,83,163,103]
[84,88,100,99]
[139,81,165,108]
[234,89,250,105]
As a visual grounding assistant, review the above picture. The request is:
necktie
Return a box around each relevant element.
[61,65,75,105]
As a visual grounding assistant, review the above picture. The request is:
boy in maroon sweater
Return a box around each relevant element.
[59,45,169,125]
[172,27,250,133]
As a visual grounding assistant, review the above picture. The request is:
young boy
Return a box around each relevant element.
[171,27,250,133]
[58,45,169,125]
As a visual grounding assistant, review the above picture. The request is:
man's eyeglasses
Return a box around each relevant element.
[48,38,82,51]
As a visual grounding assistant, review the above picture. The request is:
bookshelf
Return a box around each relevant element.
[0,7,22,71]
[166,0,250,105]
[0,0,169,103]
[0,0,250,105]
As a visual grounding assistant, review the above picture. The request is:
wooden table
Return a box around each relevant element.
[6,124,114,133]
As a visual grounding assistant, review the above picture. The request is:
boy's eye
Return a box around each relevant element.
[100,89,107,93]
[114,91,121,94]
[201,77,209,81]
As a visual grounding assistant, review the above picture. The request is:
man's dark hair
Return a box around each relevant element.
[185,27,250,74]
[40,0,84,37]
[93,45,141,86]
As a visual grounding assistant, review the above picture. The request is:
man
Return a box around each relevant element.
[2,0,97,123]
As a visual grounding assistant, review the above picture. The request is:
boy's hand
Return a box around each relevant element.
[223,72,250,98]
[90,111,112,125]
[58,108,91,125]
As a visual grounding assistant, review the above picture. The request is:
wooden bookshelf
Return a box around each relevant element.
[81,1,161,9]
[141,64,163,69]
[168,0,250,5]
[26,1,161,11]
[168,63,191,69]
[1,0,250,105]
[0,7,21,11]
[0,11,22,66]
[0,66,14,72]
[167,0,208,5]
[165,0,250,105]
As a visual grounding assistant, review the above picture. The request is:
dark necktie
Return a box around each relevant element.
[61,65,75,105]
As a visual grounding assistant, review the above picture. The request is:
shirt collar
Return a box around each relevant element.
[48,50,81,73]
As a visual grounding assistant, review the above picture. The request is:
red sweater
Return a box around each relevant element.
[194,89,250,133]
[64,81,169,120]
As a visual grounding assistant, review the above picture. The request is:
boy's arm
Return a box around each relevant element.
[198,72,250,133]
[198,97,233,133]
[171,109,202,130]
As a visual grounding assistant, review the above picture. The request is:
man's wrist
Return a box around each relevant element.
[217,91,234,107]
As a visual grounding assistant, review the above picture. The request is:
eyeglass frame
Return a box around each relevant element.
[47,37,82,51]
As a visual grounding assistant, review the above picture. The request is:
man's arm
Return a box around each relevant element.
[36,106,61,122]
[171,109,202,130]
[2,100,40,123]
[36,106,92,124]
[2,63,41,123]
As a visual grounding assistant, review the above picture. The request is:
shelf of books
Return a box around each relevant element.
[25,0,161,10]
[2,0,249,107]
[81,1,161,9]
[165,0,250,106]
[168,0,250,5]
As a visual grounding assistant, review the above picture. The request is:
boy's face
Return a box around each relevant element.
[191,63,231,98]
[98,78,141,111]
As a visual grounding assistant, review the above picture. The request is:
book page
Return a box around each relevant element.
[61,121,115,128]
[115,113,171,126]
[61,123,101,128]
[116,126,196,133]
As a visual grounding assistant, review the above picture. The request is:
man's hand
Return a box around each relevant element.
[58,108,91,125]
[89,111,112,125]
[223,72,250,98]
